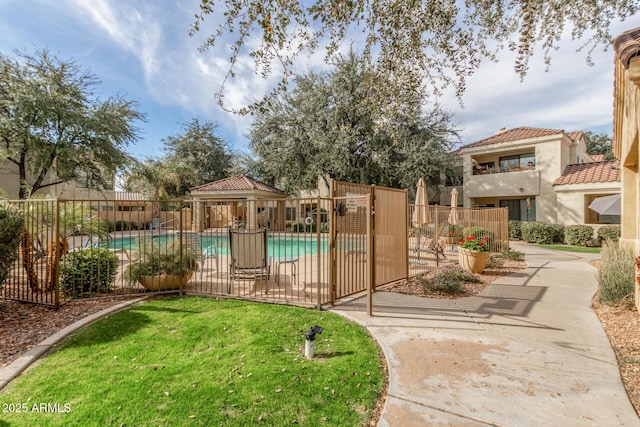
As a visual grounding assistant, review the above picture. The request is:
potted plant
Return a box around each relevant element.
[458,236,491,273]
[125,238,198,291]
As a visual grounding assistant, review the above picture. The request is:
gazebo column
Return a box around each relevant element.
[275,200,286,231]
[247,197,258,229]
[193,200,204,232]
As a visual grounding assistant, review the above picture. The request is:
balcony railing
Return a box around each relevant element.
[473,163,536,175]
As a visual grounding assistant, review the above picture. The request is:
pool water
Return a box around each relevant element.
[105,234,329,258]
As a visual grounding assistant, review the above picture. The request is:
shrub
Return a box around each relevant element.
[423,265,481,294]
[520,222,556,244]
[598,241,635,307]
[0,204,24,288]
[501,247,525,261]
[60,249,119,298]
[508,220,522,240]
[564,225,595,247]
[486,254,504,269]
[548,224,565,243]
[598,225,621,243]
[115,220,139,231]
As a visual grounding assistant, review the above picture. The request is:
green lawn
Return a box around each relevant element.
[537,244,601,253]
[0,297,385,426]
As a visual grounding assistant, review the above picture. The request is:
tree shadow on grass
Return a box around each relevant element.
[58,309,152,349]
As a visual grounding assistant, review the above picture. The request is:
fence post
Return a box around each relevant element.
[316,196,322,310]
[366,193,373,316]
[54,199,61,310]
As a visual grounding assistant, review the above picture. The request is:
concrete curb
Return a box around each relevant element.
[0,296,148,391]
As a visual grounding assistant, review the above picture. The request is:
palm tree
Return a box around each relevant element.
[124,159,181,219]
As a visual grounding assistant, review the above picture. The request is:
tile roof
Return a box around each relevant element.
[116,191,145,201]
[458,127,565,150]
[613,27,640,68]
[553,160,621,186]
[190,175,284,194]
[566,131,584,142]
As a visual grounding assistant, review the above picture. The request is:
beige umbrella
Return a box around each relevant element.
[412,178,431,227]
[447,188,459,226]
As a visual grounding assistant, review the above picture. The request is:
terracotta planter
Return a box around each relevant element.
[458,247,490,274]
[139,273,194,291]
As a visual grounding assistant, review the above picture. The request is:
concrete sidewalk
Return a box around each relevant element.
[331,242,640,426]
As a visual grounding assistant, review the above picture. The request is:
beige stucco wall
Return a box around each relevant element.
[461,133,590,224]
[0,161,114,200]
[555,183,620,226]
[615,56,640,255]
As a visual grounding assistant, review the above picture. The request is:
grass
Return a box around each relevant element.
[537,244,600,253]
[0,297,385,426]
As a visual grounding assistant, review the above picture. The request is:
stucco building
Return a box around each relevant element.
[457,127,620,225]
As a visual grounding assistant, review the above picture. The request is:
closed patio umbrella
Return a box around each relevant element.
[412,178,431,227]
[447,188,459,226]
[588,194,621,216]
[446,188,459,249]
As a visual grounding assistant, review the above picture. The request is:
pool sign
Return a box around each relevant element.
[345,193,367,213]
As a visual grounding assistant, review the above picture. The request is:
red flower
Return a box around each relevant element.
[466,236,474,241]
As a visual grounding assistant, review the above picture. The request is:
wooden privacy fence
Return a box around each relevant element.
[1,193,507,309]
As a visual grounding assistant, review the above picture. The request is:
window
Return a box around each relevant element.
[499,153,535,172]
[285,207,297,221]
[101,206,114,212]
[500,198,536,221]
[117,205,145,212]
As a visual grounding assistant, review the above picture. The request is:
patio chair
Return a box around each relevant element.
[228,228,270,294]
[178,231,218,279]
[410,223,447,261]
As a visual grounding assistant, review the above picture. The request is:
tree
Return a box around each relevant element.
[122,158,181,217]
[190,1,637,118]
[161,118,233,192]
[249,52,459,193]
[0,48,144,199]
[584,131,615,160]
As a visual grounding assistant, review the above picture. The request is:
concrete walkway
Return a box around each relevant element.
[331,242,640,427]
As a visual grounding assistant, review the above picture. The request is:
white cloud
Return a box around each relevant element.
[71,0,161,83]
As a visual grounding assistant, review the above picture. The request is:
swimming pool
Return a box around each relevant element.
[104,234,330,258]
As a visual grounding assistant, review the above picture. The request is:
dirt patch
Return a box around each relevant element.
[394,338,507,388]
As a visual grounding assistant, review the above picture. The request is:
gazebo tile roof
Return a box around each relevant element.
[190,175,284,194]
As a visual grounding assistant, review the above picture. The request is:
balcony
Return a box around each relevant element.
[467,169,540,198]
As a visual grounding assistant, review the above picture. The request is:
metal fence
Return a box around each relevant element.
[1,194,508,309]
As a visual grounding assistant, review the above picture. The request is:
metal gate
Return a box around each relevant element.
[330,181,408,302]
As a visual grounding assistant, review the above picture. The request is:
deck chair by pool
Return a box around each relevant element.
[228,228,270,294]
[410,223,447,261]
[178,231,218,279]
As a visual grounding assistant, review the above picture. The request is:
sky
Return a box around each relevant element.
[1,0,639,160]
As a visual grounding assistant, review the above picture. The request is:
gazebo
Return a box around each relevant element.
[189,175,287,231]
